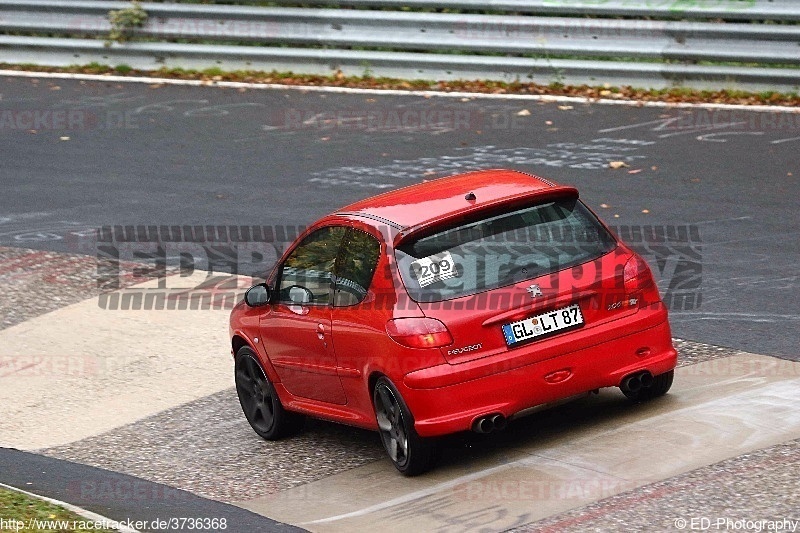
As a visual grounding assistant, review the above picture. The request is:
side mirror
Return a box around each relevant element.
[287,285,313,305]
[244,283,271,307]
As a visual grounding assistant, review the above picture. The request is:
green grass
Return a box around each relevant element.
[0,488,116,533]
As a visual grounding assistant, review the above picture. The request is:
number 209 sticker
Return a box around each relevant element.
[410,252,458,288]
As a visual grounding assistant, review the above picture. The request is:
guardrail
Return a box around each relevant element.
[144,0,800,21]
[1,0,799,91]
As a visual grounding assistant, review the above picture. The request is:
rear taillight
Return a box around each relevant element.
[622,254,664,310]
[386,318,453,349]
[623,254,655,293]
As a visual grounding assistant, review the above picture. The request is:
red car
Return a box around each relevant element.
[229,169,677,475]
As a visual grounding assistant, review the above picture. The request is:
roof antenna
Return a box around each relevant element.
[465,192,477,201]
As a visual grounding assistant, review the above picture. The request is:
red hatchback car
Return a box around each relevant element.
[229,169,677,475]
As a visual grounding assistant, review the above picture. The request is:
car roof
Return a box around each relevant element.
[336,169,572,229]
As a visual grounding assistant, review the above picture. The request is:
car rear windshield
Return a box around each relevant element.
[395,197,617,302]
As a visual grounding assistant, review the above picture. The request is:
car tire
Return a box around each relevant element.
[622,369,675,402]
[373,377,437,476]
[235,346,304,440]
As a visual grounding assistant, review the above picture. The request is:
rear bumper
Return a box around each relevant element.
[401,314,676,437]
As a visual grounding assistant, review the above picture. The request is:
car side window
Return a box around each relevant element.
[278,226,347,305]
[333,228,382,307]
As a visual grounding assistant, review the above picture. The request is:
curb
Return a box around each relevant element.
[0,481,140,533]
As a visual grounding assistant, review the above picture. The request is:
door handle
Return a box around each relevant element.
[317,323,325,340]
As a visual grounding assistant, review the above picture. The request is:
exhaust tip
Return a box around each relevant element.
[621,371,655,395]
[490,414,507,432]
[622,375,642,393]
[473,417,494,434]
[472,413,507,434]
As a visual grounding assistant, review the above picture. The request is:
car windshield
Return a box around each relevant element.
[395,197,616,302]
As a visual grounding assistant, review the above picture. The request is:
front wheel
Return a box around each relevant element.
[235,347,304,440]
[373,377,437,476]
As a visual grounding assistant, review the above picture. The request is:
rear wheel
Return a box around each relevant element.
[235,347,304,440]
[373,377,437,476]
[622,369,674,402]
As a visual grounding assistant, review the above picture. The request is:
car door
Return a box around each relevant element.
[328,226,385,383]
[259,225,347,405]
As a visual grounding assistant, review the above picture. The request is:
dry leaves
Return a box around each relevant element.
[5,64,799,106]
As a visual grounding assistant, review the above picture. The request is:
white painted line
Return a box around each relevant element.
[670,312,800,322]
[0,272,242,450]
[2,69,800,113]
[306,385,800,525]
[302,456,538,525]
[0,481,140,533]
[248,354,800,531]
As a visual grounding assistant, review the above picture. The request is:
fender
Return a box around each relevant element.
[232,328,281,384]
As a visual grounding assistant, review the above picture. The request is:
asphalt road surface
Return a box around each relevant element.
[0,448,304,533]
[1,75,798,357]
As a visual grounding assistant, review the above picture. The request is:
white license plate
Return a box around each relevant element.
[502,304,584,347]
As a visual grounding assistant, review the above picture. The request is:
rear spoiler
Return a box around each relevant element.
[393,185,579,246]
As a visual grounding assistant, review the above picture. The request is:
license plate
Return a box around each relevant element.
[502,304,584,347]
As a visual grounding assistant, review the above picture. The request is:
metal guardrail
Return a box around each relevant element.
[1,0,799,91]
[146,0,800,21]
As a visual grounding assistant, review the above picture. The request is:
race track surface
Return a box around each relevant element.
[1,75,799,532]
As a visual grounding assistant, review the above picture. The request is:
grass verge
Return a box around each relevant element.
[1,62,798,107]
[0,487,117,533]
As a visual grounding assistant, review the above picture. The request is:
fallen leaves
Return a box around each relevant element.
[4,63,799,106]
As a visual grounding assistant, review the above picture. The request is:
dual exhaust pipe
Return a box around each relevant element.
[472,413,507,434]
[473,372,653,433]
[620,371,654,394]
